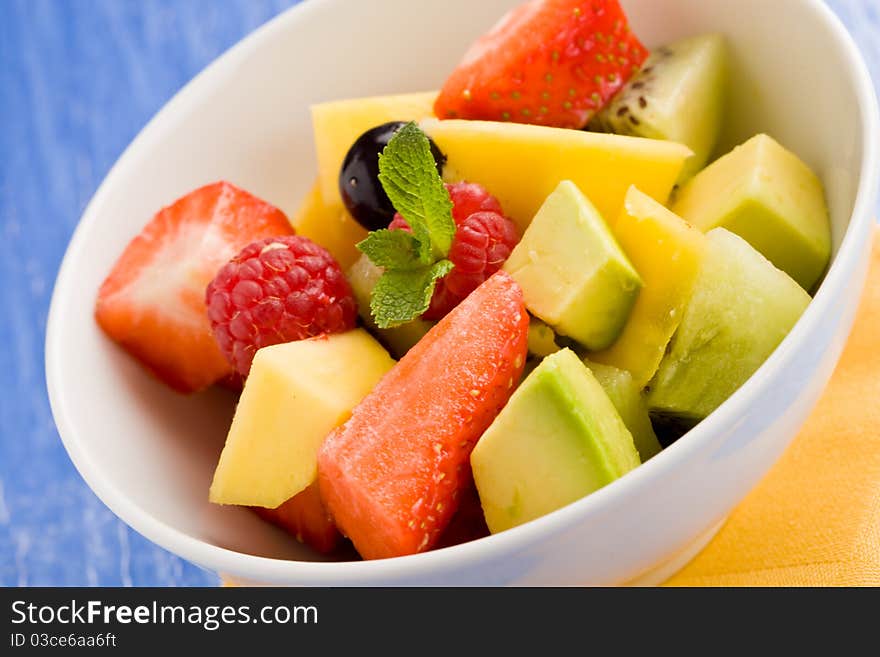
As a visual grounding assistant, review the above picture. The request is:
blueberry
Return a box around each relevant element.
[339,121,446,231]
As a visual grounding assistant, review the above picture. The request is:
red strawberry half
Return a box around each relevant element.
[434,0,649,129]
[95,181,295,393]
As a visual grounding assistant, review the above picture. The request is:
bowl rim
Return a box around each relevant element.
[45,0,880,585]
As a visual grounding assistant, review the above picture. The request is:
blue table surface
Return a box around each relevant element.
[1,0,878,587]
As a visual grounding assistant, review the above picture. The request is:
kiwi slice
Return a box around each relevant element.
[590,34,727,183]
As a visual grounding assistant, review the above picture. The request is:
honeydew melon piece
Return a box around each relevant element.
[589,186,706,387]
[672,133,831,292]
[647,228,811,425]
[471,349,640,533]
[504,180,641,350]
[209,330,395,508]
[311,91,437,205]
[420,118,692,233]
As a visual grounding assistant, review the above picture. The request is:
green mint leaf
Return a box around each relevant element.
[370,259,454,328]
[378,122,455,260]
[356,229,423,271]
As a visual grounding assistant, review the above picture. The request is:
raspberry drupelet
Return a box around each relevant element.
[206,235,357,376]
[389,182,519,320]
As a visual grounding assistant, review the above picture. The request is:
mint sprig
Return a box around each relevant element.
[370,260,454,327]
[358,229,424,271]
[356,122,456,328]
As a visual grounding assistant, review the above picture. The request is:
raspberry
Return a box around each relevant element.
[206,235,357,376]
[389,182,518,320]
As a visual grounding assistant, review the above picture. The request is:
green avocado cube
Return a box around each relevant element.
[672,133,831,292]
[471,348,641,534]
[503,180,642,350]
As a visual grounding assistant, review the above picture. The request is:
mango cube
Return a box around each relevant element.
[209,330,395,508]
[311,91,438,205]
[421,118,692,233]
[590,186,706,387]
[291,182,367,271]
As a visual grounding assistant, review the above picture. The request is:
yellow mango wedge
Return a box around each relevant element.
[291,181,367,271]
[420,118,692,233]
[209,330,395,509]
[590,186,706,388]
[311,91,438,205]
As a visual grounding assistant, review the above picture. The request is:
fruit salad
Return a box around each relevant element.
[94,0,830,560]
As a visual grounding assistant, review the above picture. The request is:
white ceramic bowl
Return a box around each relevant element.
[46,0,879,586]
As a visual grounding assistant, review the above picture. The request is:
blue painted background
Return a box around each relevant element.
[1,0,877,587]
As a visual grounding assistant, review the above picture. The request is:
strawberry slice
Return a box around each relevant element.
[95,181,294,393]
[434,0,649,129]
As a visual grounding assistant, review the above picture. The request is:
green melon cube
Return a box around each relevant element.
[647,228,811,425]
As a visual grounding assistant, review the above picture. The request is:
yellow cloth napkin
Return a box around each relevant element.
[223,230,880,587]
[665,227,880,586]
